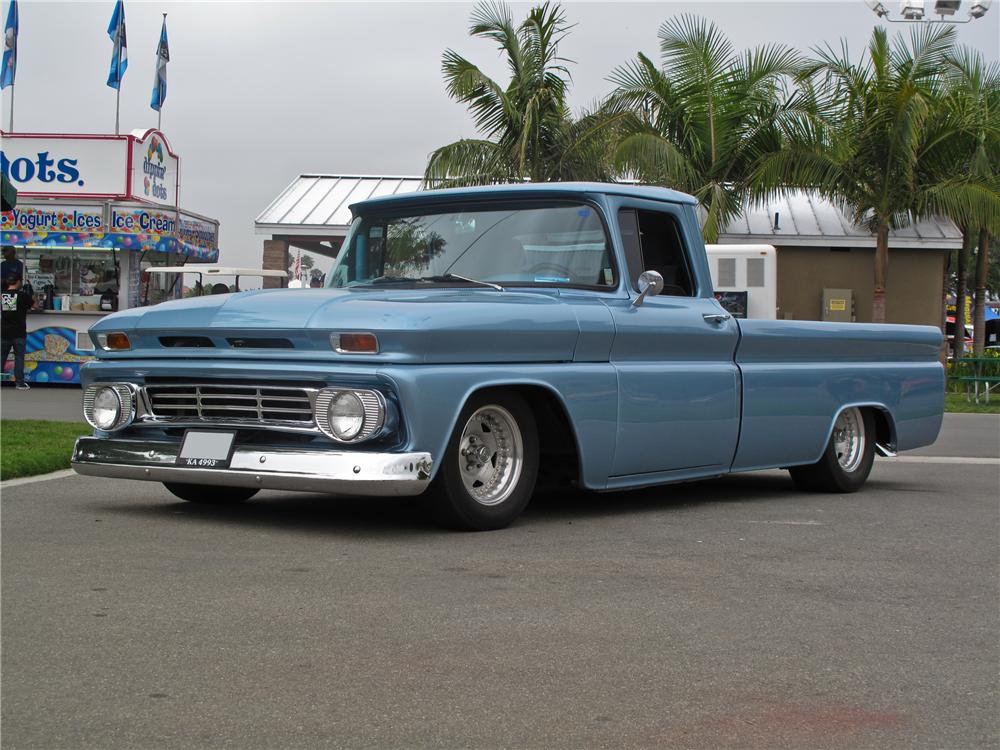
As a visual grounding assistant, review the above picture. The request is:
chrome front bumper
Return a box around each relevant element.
[71,437,434,497]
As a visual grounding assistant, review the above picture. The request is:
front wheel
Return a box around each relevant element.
[427,392,539,531]
[788,407,875,493]
[163,482,259,505]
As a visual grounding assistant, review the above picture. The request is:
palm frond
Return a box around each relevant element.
[424,139,510,188]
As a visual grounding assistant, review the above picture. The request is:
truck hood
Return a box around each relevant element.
[91,287,616,364]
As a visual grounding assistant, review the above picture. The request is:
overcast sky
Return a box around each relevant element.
[3,0,998,271]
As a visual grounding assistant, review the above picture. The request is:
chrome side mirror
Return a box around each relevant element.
[632,270,664,307]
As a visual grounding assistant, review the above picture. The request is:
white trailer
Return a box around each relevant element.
[705,244,777,319]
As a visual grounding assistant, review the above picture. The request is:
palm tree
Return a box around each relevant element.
[424,2,613,187]
[932,48,1000,354]
[601,15,802,243]
[756,25,1000,324]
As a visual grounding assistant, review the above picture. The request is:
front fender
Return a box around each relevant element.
[379,364,618,490]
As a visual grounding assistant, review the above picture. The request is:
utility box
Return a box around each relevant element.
[822,288,854,322]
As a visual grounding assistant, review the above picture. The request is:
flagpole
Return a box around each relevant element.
[155,12,165,131]
[112,3,123,135]
[156,13,166,132]
[3,0,16,132]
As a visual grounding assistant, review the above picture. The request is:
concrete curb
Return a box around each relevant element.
[1,469,77,489]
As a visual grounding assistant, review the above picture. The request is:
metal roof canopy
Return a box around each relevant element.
[720,189,962,250]
[255,175,424,238]
[255,176,963,250]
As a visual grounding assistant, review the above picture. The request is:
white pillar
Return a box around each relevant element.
[117,251,132,309]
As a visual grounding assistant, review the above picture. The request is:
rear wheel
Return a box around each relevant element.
[428,392,539,531]
[788,407,875,493]
[163,483,259,504]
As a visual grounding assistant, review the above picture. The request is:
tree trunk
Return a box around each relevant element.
[973,226,990,356]
[940,253,951,364]
[954,228,972,360]
[872,222,889,324]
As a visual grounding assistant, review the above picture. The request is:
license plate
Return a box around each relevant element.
[176,431,236,468]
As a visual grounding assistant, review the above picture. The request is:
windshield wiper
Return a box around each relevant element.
[419,273,504,292]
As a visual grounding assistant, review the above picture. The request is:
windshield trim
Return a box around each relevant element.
[328,198,620,293]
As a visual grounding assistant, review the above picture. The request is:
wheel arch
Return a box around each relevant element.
[819,402,898,461]
[449,383,583,488]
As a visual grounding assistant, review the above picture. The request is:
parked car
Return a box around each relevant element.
[946,316,974,357]
[72,183,945,530]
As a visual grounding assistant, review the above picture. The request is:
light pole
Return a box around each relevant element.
[864,0,992,22]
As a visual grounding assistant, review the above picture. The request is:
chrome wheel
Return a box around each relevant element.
[458,405,524,506]
[832,407,865,472]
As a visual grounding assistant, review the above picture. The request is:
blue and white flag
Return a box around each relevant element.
[1,0,17,90]
[150,16,168,111]
[106,0,127,89]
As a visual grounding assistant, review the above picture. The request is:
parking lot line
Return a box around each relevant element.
[879,456,999,465]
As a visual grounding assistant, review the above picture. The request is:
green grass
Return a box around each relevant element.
[945,392,1000,414]
[1,420,91,481]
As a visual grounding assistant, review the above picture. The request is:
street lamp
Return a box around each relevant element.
[968,0,993,16]
[864,0,992,21]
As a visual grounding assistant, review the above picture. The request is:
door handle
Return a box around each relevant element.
[703,313,732,325]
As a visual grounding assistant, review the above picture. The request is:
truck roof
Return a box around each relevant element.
[351,181,699,215]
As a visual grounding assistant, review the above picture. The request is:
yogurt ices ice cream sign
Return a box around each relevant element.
[0,130,178,206]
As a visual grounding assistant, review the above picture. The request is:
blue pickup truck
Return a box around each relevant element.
[72,183,944,530]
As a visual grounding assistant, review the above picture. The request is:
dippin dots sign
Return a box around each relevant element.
[0,136,130,198]
[130,131,178,206]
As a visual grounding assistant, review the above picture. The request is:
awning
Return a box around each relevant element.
[2,200,220,261]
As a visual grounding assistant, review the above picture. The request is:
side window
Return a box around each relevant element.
[617,208,694,296]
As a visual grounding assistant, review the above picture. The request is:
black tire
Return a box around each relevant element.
[789,408,876,493]
[163,482,259,504]
[427,391,539,531]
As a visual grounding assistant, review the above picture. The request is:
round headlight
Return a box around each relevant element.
[92,387,122,430]
[327,392,365,441]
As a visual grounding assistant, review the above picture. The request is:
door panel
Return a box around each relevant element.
[607,296,741,475]
[607,201,741,477]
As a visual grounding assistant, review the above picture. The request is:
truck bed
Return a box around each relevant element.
[731,319,945,471]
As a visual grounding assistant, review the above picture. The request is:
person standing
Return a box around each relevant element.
[1,246,24,282]
[2,273,33,390]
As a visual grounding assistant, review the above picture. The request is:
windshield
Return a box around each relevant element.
[326,203,616,289]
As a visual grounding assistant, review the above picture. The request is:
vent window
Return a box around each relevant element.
[717,258,736,287]
[746,258,765,288]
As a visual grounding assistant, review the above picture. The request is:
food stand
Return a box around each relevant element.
[1,129,220,384]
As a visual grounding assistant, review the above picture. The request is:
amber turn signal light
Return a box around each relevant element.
[330,332,379,354]
[96,332,132,351]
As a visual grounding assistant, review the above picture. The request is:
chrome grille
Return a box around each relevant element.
[144,384,314,424]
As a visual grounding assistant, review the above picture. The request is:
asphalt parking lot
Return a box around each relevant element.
[1,394,998,749]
